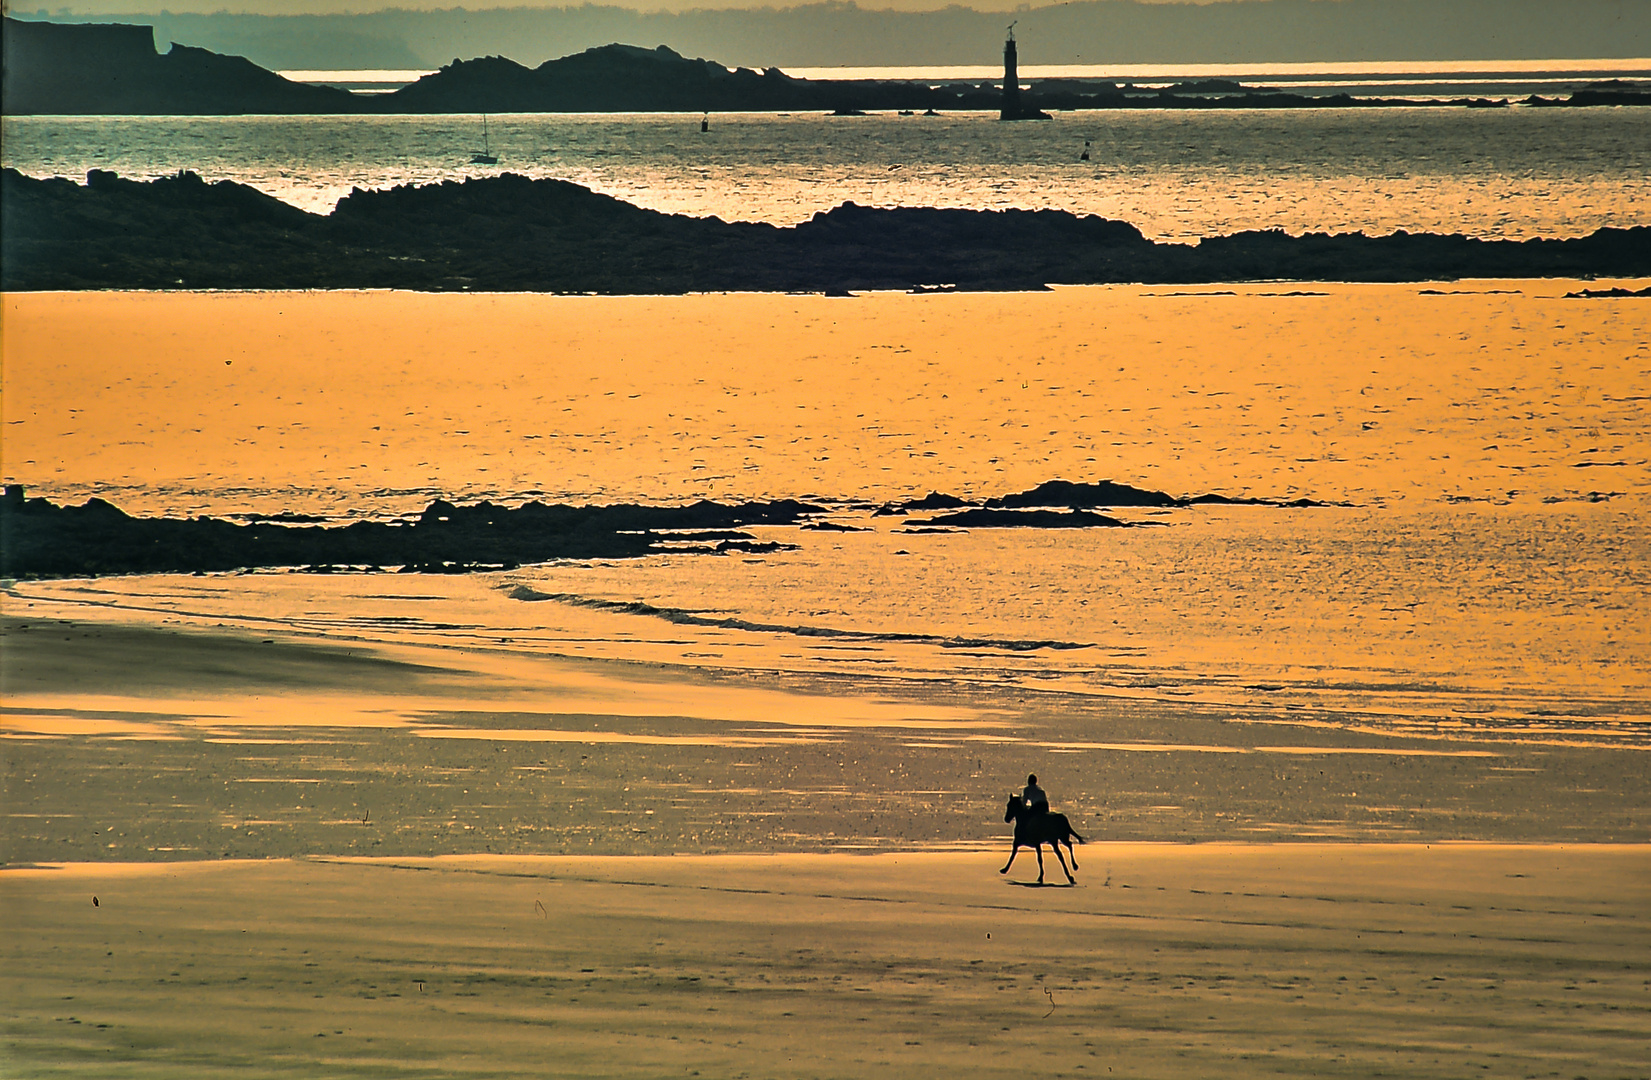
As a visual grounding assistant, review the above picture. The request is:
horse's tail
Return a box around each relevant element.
[1069,825,1086,844]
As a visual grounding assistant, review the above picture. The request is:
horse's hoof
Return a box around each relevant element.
[999,868,1008,874]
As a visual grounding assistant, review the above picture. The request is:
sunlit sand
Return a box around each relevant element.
[2,603,1644,864]
[4,847,1646,1078]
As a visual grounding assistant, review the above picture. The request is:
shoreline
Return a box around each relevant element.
[4,599,1648,867]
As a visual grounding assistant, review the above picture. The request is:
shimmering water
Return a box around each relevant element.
[3,107,1648,238]
[6,285,1649,750]
[16,501,1647,738]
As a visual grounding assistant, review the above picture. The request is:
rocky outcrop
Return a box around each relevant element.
[986,479,1177,509]
[986,478,1341,509]
[871,492,975,516]
[883,480,1345,513]
[0,486,823,579]
[5,169,1649,293]
[907,508,1130,529]
[1523,88,1651,107]
[1564,285,1651,298]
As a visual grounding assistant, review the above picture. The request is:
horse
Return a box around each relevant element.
[1000,794,1085,885]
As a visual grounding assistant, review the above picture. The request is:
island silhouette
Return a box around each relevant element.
[6,17,1645,116]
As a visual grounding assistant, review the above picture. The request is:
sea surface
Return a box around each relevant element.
[5,285,1649,809]
[3,106,1649,239]
[2,93,1649,855]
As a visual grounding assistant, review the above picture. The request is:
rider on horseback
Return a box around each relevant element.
[1022,773,1049,815]
[1002,773,1083,883]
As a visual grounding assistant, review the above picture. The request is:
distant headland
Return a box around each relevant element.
[1,18,357,115]
[4,168,1648,293]
[5,17,1647,116]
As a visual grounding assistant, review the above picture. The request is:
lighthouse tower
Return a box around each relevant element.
[998,24,1048,120]
[999,23,1022,121]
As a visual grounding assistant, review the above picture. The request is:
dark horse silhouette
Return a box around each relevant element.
[1001,794,1085,884]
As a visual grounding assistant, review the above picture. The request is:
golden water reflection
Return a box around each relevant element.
[6,284,1647,517]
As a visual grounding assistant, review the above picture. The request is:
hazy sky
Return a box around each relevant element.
[15,0,1234,12]
[11,0,1642,68]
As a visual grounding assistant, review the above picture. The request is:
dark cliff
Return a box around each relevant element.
[2,16,358,115]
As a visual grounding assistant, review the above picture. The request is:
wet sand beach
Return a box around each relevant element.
[2,604,1647,866]
[4,847,1647,1079]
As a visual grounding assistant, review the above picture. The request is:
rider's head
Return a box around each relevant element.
[1027,774,1037,785]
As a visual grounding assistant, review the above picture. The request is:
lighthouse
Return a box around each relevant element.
[1000,24,1022,120]
[999,23,1050,121]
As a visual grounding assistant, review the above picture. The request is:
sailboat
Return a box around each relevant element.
[470,115,498,165]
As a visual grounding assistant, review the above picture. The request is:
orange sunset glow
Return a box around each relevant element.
[3,4,1649,1076]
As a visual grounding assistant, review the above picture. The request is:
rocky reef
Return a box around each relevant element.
[877,480,1341,524]
[982,479,1339,509]
[0,479,1367,578]
[906,508,1130,529]
[0,487,820,579]
[6,169,1648,293]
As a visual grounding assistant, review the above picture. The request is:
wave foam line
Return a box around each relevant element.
[506,585,1092,653]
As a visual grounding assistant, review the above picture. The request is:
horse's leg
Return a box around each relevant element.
[1066,834,1079,870]
[1000,840,1020,875]
[1035,844,1045,884]
[1052,841,1075,884]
